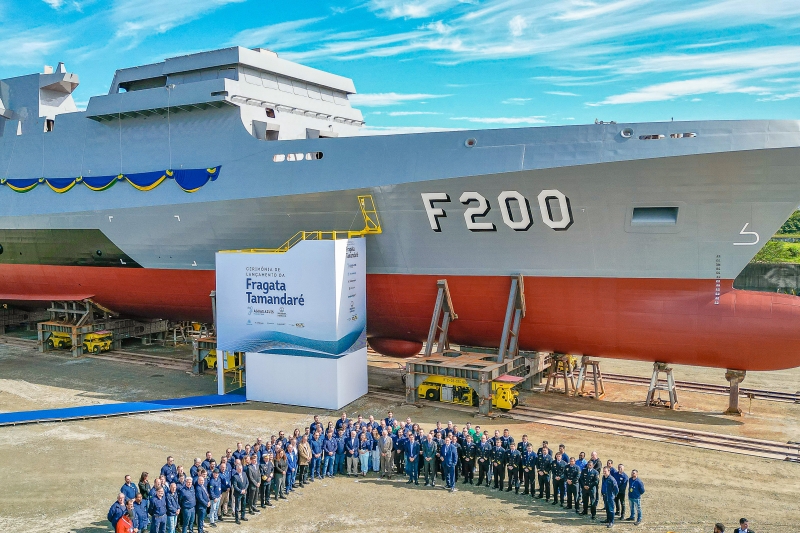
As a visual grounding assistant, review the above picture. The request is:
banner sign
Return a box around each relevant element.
[215,238,366,358]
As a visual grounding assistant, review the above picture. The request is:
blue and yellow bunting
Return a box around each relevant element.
[0,166,220,194]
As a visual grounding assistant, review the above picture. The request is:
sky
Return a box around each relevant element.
[1,0,800,134]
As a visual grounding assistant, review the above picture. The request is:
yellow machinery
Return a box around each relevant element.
[202,349,241,370]
[418,375,520,411]
[82,331,113,354]
[46,331,72,349]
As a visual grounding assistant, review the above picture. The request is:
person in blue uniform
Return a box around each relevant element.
[491,439,507,490]
[612,463,629,520]
[358,432,372,476]
[208,469,222,527]
[625,469,645,525]
[322,429,337,477]
[505,444,521,493]
[601,467,619,528]
[166,483,180,533]
[107,493,127,530]
[384,411,396,428]
[121,475,138,502]
[334,428,346,476]
[521,443,536,496]
[149,486,168,533]
[132,493,149,533]
[565,457,581,511]
[161,458,178,489]
[309,431,323,480]
[441,436,459,492]
[335,412,349,433]
[179,478,196,533]
[500,429,514,450]
[404,434,420,485]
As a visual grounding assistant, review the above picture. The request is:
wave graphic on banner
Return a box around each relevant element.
[225,328,366,359]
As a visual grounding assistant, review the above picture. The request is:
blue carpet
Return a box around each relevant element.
[0,393,247,426]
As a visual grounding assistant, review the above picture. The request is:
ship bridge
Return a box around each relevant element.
[86,47,365,140]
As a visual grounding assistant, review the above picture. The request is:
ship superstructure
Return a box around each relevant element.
[2,47,800,372]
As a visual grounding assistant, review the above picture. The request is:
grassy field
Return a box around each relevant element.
[750,239,800,264]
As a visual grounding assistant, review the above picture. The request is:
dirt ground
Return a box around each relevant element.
[0,343,798,533]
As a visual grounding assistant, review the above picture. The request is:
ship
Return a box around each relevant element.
[2,46,800,373]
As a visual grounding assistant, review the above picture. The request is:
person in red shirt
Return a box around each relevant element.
[115,500,135,533]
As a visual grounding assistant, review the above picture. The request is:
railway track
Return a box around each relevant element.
[367,388,800,463]
[0,336,192,372]
[601,372,799,403]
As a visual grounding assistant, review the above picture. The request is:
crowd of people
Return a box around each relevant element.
[107,410,654,532]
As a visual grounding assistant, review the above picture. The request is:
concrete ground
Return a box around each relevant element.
[0,343,798,533]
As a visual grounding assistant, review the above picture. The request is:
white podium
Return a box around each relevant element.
[215,238,368,409]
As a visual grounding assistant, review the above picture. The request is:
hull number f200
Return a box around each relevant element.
[421,190,573,232]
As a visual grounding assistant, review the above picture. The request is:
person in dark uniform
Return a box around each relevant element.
[476,435,491,487]
[733,518,753,533]
[259,453,274,507]
[521,443,536,496]
[231,464,248,524]
[421,433,438,487]
[506,444,521,493]
[536,445,554,501]
[552,452,568,506]
[461,434,477,484]
[579,462,600,520]
[393,430,406,476]
[107,493,127,530]
[491,439,507,490]
[404,434,420,485]
[433,430,445,482]
[500,429,515,450]
[194,474,210,533]
[244,456,260,514]
[714,524,726,533]
[132,493,149,533]
[565,457,581,511]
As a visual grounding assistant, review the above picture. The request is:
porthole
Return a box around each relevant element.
[96,250,103,257]
[0,244,3,254]
[465,138,477,148]
[621,128,634,138]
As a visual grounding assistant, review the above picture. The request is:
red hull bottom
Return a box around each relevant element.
[1,264,798,371]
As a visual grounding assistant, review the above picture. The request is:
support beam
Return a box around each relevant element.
[645,362,678,409]
[724,369,747,415]
[498,274,525,363]
[424,279,457,357]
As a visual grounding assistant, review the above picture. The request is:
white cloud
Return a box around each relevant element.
[112,0,245,39]
[42,0,64,8]
[349,92,451,106]
[0,31,65,67]
[370,0,469,19]
[228,18,327,49]
[501,97,531,104]
[546,91,579,96]
[588,74,758,105]
[758,91,800,102]
[508,15,527,37]
[616,46,800,75]
[451,115,547,124]
[387,111,442,115]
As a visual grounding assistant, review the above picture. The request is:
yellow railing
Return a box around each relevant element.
[221,195,382,254]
